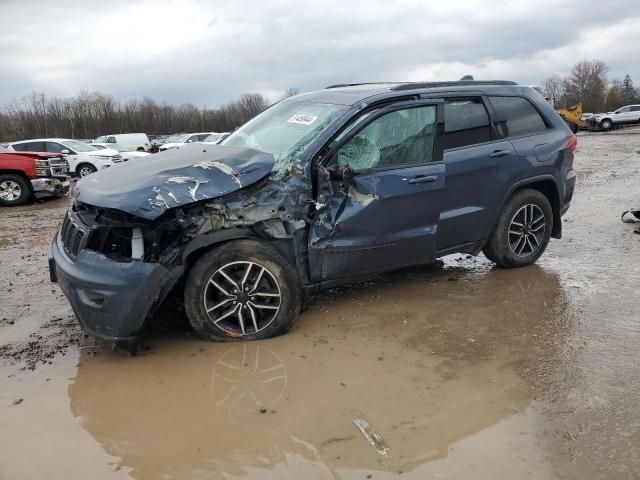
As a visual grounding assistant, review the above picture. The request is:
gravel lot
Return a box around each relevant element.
[1,129,639,479]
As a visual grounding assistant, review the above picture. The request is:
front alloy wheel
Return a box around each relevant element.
[204,261,282,336]
[0,174,31,206]
[184,239,302,341]
[0,180,22,202]
[78,164,97,177]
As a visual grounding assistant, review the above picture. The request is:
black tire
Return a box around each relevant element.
[600,119,613,131]
[483,189,553,268]
[184,239,302,341]
[0,174,32,206]
[76,163,97,177]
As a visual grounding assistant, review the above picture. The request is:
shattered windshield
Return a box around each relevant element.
[222,99,348,178]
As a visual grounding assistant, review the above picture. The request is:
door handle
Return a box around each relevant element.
[489,149,512,158]
[407,175,438,184]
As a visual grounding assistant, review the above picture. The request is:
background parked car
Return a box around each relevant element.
[94,133,151,151]
[590,104,640,130]
[159,132,216,151]
[0,144,69,206]
[202,132,230,144]
[9,138,122,177]
[90,143,151,163]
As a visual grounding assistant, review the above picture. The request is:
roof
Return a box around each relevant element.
[296,80,527,106]
[10,138,75,144]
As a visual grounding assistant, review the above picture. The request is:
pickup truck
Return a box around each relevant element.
[0,145,70,206]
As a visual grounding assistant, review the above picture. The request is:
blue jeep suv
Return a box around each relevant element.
[49,80,576,342]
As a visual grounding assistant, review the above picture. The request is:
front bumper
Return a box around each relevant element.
[31,178,70,198]
[49,233,173,341]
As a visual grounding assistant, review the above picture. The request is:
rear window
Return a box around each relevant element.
[444,98,491,149]
[489,96,547,137]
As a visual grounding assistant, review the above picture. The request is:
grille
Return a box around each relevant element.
[49,158,69,177]
[113,155,123,163]
[60,214,89,257]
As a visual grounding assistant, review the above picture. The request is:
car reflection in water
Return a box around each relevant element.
[68,261,575,479]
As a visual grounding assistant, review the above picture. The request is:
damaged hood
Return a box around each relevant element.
[74,144,275,220]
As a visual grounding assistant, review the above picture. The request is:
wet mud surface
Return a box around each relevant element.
[1,130,639,479]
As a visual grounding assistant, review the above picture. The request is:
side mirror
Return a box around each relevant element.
[186,139,193,143]
[60,149,70,155]
[325,163,354,182]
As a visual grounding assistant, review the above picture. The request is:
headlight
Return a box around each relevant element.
[96,155,114,161]
[34,159,50,176]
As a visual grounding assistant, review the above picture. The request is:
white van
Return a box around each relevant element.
[94,133,151,152]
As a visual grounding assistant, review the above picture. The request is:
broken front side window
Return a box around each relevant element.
[336,106,437,171]
[221,99,349,178]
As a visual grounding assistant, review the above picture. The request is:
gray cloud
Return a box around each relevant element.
[1,0,638,106]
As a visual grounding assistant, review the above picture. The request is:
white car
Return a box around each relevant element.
[202,132,230,144]
[94,133,151,152]
[90,143,151,163]
[159,133,217,151]
[9,138,121,177]
[592,105,640,131]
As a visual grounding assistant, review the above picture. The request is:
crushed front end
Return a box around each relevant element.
[48,202,182,340]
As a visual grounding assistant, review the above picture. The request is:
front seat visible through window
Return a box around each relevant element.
[337,106,436,171]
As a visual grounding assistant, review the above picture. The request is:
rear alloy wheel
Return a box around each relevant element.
[483,189,553,268]
[77,163,97,177]
[184,240,302,341]
[0,174,32,206]
[508,204,546,257]
[600,119,613,131]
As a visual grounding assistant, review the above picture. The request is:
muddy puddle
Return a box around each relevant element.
[3,260,569,479]
[2,132,640,479]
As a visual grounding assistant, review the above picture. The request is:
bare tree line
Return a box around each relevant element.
[543,59,640,113]
[2,59,638,143]
[0,91,275,142]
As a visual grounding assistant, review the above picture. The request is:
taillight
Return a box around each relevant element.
[567,135,577,152]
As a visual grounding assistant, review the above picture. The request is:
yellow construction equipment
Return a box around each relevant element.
[556,104,589,133]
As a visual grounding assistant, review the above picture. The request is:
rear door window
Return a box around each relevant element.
[489,96,547,138]
[444,98,491,149]
[18,141,46,151]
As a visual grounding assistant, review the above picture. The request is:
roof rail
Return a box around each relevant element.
[390,80,518,91]
[325,82,399,89]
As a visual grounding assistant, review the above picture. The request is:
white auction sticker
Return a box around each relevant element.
[287,114,318,125]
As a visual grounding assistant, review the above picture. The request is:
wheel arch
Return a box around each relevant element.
[75,162,96,175]
[0,170,34,195]
[181,228,299,283]
[497,176,562,239]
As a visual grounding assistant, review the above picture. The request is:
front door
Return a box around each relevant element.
[309,100,445,283]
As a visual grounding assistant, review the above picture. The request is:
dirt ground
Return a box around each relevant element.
[1,130,639,480]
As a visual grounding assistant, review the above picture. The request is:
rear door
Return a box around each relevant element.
[435,96,516,251]
[309,99,445,282]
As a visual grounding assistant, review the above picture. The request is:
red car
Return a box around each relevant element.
[0,144,70,206]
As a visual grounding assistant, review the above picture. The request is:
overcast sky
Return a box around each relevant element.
[1,0,639,107]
